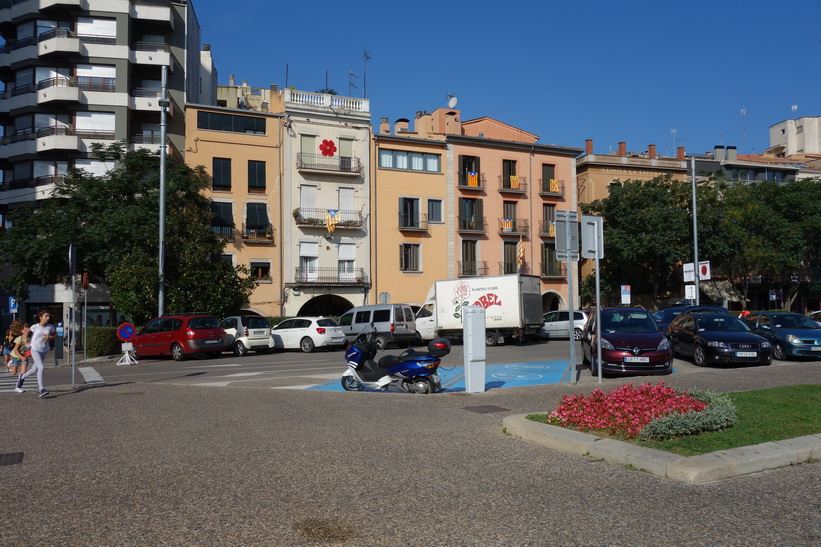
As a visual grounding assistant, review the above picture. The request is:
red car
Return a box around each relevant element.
[582,307,673,376]
[132,313,226,361]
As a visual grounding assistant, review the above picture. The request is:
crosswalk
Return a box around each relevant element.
[0,369,22,392]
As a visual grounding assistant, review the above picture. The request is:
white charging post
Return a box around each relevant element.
[463,305,486,393]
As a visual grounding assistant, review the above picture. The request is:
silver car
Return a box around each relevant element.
[221,315,273,356]
[541,310,590,341]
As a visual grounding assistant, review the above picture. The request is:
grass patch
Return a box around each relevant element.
[638,385,821,456]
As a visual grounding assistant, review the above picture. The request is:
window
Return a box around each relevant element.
[197,111,265,134]
[299,241,319,282]
[399,197,421,228]
[378,149,441,173]
[339,137,354,171]
[300,135,316,165]
[542,242,560,276]
[400,243,420,272]
[542,164,559,192]
[458,198,483,231]
[459,155,481,186]
[210,201,234,236]
[543,204,556,236]
[213,158,231,190]
[461,240,479,275]
[338,242,356,281]
[503,241,518,274]
[502,159,517,189]
[427,199,443,223]
[248,160,265,193]
[245,203,269,234]
[250,261,271,282]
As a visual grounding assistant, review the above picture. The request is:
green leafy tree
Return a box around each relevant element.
[0,142,256,324]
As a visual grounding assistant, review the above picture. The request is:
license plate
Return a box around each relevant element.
[253,331,265,335]
[735,351,757,358]
[331,337,344,343]
[624,356,649,363]
[204,339,220,344]
[811,347,821,352]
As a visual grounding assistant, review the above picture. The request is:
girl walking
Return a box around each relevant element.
[16,311,57,397]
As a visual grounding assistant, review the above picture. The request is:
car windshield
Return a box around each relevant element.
[601,311,658,333]
[771,314,819,329]
[696,316,749,332]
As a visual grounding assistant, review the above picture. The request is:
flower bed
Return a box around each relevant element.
[546,382,737,441]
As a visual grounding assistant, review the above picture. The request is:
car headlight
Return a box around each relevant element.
[707,340,727,349]
[786,334,801,344]
[599,338,614,350]
[760,341,771,348]
[657,338,670,351]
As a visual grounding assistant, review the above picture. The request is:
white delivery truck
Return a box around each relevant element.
[415,274,544,346]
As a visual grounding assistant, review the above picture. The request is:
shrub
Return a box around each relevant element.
[638,389,738,441]
[85,326,122,358]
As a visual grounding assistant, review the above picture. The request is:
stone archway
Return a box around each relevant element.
[541,291,565,313]
[297,294,354,317]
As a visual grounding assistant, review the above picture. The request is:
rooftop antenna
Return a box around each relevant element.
[363,50,371,98]
[740,109,747,154]
[348,71,358,96]
[791,104,798,113]
[446,92,458,109]
[670,128,677,154]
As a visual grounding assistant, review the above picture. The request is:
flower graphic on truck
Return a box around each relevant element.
[451,281,472,320]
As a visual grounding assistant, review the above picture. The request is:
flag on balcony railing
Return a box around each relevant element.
[326,209,341,233]
[468,171,478,186]
[517,234,524,272]
[549,178,559,192]
[502,218,513,232]
[549,220,556,237]
[509,175,519,189]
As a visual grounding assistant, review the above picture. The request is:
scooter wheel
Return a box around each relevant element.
[341,375,365,391]
[411,379,434,394]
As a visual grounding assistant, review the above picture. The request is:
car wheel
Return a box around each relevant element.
[773,343,785,361]
[233,340,248,357]
[694,345,706,367]
[573,328,583,341]
[300,337,316,353]
[590,356,599,376]
[170,343,186,362]
[373,335,388,350]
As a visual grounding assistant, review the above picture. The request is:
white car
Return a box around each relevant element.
[270,317,346,353]
[810,311,821,328]
[541,310,591,341]
[221,315,273,356]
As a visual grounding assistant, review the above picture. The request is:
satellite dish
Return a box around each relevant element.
[447,93,458,109]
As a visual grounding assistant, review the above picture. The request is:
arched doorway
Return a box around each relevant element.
[541,291,565,313]
[298,294,354,317]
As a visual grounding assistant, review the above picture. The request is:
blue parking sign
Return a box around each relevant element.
[8,297,17,312]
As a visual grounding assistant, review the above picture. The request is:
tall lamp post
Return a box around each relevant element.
[690,157,700,305]
[158,65,169,316]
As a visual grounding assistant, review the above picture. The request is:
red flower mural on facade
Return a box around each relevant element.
[319,139,337,157]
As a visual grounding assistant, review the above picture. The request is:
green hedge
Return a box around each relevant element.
[85,326,122,358]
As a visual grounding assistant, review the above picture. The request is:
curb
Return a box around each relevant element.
[502,414,821,485]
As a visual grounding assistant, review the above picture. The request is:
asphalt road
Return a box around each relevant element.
[1,341,820,545]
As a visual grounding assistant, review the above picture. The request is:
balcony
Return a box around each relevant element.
[294,267,370,287]
[2,174,66,192]
[498,175,527,194]
[399,212,428,232]
[457,171,486,191]
[499,261,531,275]
[283,88,369,117]
[458,261,489,277]
[130,0,174,27]
[294,207,364,230]
[539,178,565,197]
[131,41,171,67]
[212,225,236,241]
[457,216,486,233]
[541,262,567,279]
[539,220,557,237]
[498,218,529,236]
[240,224,275,244]
[38,28,80,57]
[296,153,362,175]
[0,125,81,157]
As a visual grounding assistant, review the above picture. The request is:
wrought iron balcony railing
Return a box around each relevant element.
[293,208,363,229]
[498,175,527,193]
[457,216,486,233]
[539,220,557,237]
[541,262,567,278]
[539,178,565,196]
[458,261,489,277]
[499,261,530,275]
[296,153,362,174]
[240,224,275,243]
[457,171,486,190]
[212,225,235,239]
[294,267,369,286]
[399,212,428,231]
[498,218,529,235]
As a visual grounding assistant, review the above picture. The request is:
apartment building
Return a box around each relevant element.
[0,0,213,324]
[373,109,582,312]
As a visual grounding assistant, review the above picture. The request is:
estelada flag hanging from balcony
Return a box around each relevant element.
[502,218,513,232]
[326,209,341,233]
[517,233,524,272]
[509,175,519,189]
[467,171,478,186]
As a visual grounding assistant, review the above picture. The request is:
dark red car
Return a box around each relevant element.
[132,313,226,361]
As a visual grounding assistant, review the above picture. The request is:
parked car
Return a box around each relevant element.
[132,313,226,361]
[221,315,272,356]
[652,305,730,335]
[337,304,416,349]
[743,312,821,360]
[581,307,673,377]
[541,310,591,341]
[810,310,821,327]
[270,317,346,353]
[667,312,772,366]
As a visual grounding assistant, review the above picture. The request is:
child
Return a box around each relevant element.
[9,323,30,377]
[3,320,22,371]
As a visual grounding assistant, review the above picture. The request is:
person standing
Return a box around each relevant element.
[16,311,57,397]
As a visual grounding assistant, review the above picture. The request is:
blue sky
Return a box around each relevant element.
[192,0,820,157]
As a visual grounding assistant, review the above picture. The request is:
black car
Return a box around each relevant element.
[652,305,730,335]
[667,313,772,367]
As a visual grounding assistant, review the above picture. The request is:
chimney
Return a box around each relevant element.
[714,145,726,162]
[242,79,248,87]
[394,118,409,134]
[726,146,738,162]
[229,74,235,86]
[203,44,210,51]
[648,144,656,159]
[379,117,390,134]
[677,146,685,160]
[585,139,593,154]
[617,141,626,156]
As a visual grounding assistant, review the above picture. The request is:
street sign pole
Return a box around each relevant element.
[582,215,604,384]
[556,210,579,384]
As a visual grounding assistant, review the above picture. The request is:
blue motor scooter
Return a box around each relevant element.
[341,329,451,393]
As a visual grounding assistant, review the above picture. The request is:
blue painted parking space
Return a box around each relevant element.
[308,360,573,392]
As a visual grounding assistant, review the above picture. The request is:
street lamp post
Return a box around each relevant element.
[691,157,699,305]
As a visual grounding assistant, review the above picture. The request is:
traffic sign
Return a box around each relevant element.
[581,215,603,259]
[621,285,631,305]
[556,250,579,262]
[117,323,137,342]
[8,297,17,312]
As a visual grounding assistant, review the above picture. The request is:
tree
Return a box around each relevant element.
[0,142,256,324]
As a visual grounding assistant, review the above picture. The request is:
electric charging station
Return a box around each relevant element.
[463,306,486,393]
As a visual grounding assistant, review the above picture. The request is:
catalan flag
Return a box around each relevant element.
[467,171,478,186]
[549,220,556,238]
[549,178,559,193]
[509,175,519,189]
[517,234,524,272]
[326,209,341,233]
[502,218,513,232]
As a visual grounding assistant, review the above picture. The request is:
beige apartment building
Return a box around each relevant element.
[372,109,582,312]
